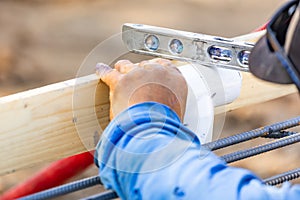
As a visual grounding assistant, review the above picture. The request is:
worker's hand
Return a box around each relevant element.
[96,58,187,121]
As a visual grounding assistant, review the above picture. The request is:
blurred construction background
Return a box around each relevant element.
[0,0,299,199]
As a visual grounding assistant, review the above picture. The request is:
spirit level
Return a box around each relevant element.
[122,23,254,72]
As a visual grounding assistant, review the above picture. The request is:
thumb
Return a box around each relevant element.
[96,63,122,90]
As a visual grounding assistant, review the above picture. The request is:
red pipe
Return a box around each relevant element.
[0,151,94,200]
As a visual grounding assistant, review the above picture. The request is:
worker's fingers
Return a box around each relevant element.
[150,58,175,67]
[96,63,122,89]
[138,62,164,70]
[139,58,175,68]
[150,58,183,75]
[114,60,137,74]
[139,59,181,75]
[115,60,132,69]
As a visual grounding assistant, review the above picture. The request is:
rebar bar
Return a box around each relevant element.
[221,133,300,163]
[19,176,101,200]
[80,190,118,200]
[204,116,300,151]
[264,168,300,186]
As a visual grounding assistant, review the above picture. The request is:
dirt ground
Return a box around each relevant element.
[0,0,299,199]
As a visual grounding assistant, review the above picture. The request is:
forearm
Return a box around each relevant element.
[95,102,300,200]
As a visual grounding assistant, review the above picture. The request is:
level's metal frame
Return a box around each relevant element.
[122,23,253,72]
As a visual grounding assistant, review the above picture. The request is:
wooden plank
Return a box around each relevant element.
[0,75,110,175]
[215,72,297,114]
[0,30,297,175]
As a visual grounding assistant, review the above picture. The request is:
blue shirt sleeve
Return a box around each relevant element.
[95,102,300,200]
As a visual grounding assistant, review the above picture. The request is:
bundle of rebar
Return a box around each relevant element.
[20,116,300,200]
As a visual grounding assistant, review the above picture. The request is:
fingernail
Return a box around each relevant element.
[95,63,112,77]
